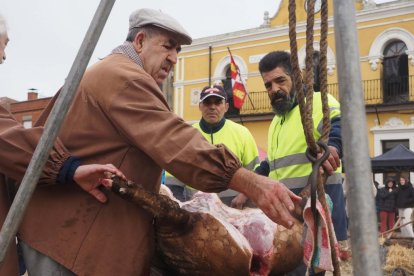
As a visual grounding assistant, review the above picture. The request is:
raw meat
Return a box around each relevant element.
[111,177,304,275]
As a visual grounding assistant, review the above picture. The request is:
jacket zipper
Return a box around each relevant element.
[274,115,285,179]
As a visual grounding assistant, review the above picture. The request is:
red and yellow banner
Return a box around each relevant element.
[228,49,247,109]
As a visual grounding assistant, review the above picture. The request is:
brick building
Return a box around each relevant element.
[6,89,51,128]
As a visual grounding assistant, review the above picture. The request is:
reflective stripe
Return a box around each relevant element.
[217,189,239,198]
[267,93,342,182]
[244,157,260,171]
[280,172,343,189]
[269,153,308,171]
[164,176,185,187]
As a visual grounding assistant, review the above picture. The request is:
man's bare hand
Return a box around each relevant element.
[318,146,340,175]
[228,168,301,228]
[73,164,126,203]
[231,193,248,209]
[252,179,301,228]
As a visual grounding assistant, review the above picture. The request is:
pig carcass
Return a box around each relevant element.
[111,178,304,276]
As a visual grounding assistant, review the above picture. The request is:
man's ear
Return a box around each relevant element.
[224,102,229,112]
[133,32,145,53]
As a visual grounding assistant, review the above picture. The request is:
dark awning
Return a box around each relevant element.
[371,144,414,173]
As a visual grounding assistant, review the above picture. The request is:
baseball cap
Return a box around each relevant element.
[200,85,227,103]
[129,8,192,45]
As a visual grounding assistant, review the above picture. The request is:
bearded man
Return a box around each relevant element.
[255,51,349,276]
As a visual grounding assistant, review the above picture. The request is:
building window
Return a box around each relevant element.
[22,115,32,129]
[382,40,408,104]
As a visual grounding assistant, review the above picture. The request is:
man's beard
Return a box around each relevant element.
[270,89,296,116]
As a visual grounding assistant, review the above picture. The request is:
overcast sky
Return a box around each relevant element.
[0,0,394,101]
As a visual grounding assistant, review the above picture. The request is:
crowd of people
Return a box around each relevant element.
[377,176,414,237]
[0,7,413,276]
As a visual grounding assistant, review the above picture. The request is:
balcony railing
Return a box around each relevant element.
[233,75,414,116]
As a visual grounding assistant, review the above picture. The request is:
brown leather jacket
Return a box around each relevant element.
[18,53,241,275]
[0,106,70,184]
[0,106,71,276]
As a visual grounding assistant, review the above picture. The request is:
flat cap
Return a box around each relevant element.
[129,8,192,45]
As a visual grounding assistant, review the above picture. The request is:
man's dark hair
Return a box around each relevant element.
[259,51,292,75]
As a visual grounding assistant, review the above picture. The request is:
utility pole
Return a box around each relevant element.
[333,0,382,275]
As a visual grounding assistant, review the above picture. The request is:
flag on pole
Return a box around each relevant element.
[228,48,247,109]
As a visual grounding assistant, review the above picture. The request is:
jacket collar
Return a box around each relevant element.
[199,117,226,134]
[110,41,143,68]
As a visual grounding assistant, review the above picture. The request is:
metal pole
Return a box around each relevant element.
[332,0,382,275]
[209,45,212,87]
[0,0,115,266]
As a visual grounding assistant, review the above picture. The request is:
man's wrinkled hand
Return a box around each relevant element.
[73,163,126,203]
[252,179,302,229]
[228,168,301,229]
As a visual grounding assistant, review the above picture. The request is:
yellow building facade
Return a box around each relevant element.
[173,0,414,183]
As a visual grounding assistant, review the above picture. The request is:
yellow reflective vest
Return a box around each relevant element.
[166,119,259,197]
[267,93,342,189]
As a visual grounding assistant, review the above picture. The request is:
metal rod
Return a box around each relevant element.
[0,0,115,266]
[332,0,382,275]
[209,45,212,87]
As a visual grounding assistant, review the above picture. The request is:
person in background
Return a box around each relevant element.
[378,179,397,234]
[0,13,125,276]
[395,176,414,238]
[166,85,260,207]
[256,51,348,275]
[8,9,299,276]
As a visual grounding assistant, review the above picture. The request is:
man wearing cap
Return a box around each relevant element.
[15,9,300,276]
[166,85,260,208]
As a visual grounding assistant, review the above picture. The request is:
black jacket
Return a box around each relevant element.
[378,187,397,212]
[395,183,414,208]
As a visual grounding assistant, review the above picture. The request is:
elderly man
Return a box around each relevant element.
[13,9,300,276]
[166,85,260,208]
[0,14,126,276]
